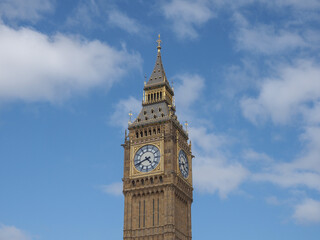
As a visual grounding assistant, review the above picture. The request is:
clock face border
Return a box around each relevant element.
[134,144,160,173]
[130,141,164,178]
[178,149,189,178]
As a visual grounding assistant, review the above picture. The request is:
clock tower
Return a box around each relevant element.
[122,36,193,240]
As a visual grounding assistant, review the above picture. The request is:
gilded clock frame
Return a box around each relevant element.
[130,140,164,178]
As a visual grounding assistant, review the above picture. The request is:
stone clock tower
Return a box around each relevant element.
[122,36,193,240]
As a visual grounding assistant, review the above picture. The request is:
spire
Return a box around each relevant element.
[145,35,169,87]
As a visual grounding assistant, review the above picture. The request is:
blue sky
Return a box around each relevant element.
[0,0,320,239]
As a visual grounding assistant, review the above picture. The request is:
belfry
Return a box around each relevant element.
[122,35,193,240]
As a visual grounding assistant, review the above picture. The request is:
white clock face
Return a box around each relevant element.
[178,150,189,178]
[134,145,160,172]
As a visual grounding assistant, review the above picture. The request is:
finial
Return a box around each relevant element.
[156,34,161,52]
[144,74,147,85]
[185,121,189,133]
[128,111,133,124]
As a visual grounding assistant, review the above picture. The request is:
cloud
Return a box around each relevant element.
[66,1,147,35]
[0,0,53,23]
[243,149,274,164]
[160,0,320,41]
[222,58,259,98]
[241,59,320,125]
[293,198,320,224]
[174,74,205,109]
[99,182,123,196]
[0,23,141,103]
[65,0,100,29]
[235,23,307,55]
[109,96,141,129]
[266,196,281,205]
[194,157,249,198]
[161,0,214,39]
[107,9,145,34]
[212,0,320,11]
[172,73,249,198]
[251,127,320,193]
[242,60,320,192]
[253,169,320,192]
[190,126,249,198]
[262,0,320,10]
[0,224,31,240]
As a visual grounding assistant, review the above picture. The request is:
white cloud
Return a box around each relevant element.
[243,149,274,164]
[65,0,100,29]
[0,0,53,22]
[262,0,320,10]
[293,198,320,224]
[190,126,249,198]
[174,74,205,109]
[160,0,320,41]
[109,96,141,129]
[241,59,320,125]
[190,126,228,153]
[235,23,307,54]
[211,0,320,11]
[0,23,141,103]
[249,127,320,192]
[107,9,145,34]
[253,170,320,192]
[194,157,249,198]
[161,0,214,39]
[251,127,320,193]
[222,59,259,98]
[66,1,146,35]
[172,73,249,198]
[266,196,281,205]
[99,182,123,196]
[0,224,31,240]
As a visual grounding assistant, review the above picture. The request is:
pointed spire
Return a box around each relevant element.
[145,34,169,87]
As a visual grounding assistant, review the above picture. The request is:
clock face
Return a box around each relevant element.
[178,150,189,178]
[134,145,160,172]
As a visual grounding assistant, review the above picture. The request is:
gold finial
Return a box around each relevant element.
[185,121,189,133]
[128,111,133,124]
[156,34,161,52]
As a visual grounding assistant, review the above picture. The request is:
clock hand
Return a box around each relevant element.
[145,156,152,163]
[135,156,152,166]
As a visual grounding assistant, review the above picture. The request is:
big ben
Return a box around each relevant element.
[122,35,193,240]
